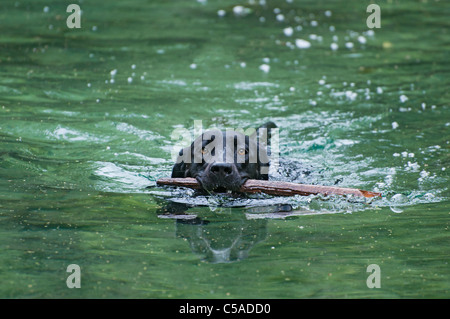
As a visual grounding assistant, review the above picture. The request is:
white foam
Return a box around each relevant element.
[47,125,105,142]
[233,81,279,90]
[92,161,153,193]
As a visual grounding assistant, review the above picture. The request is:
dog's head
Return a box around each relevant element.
[171,127,272,193]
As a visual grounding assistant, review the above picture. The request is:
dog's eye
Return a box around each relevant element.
[237,148,247,156]
[201,147,209,155]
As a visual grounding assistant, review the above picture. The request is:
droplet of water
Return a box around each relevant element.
[391,193,408,204]
[217,9,226,17]
[295,39,311,49]
[283,27,293,37]
[233,5,249,17]
[276,14,285,22]
[400,94,409,103]
[259,64,270,73]
[357,36,367,44]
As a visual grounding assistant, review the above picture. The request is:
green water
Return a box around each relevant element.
[0,0,449,298]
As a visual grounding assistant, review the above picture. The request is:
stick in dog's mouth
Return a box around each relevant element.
[156,177,382,198]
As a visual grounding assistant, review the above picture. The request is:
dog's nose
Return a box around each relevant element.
[210,163,233,176]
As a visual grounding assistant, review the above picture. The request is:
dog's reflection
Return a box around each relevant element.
[158,203,292,263]
[175,214,266,263]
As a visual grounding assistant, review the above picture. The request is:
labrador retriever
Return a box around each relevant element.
[171,122,277,193]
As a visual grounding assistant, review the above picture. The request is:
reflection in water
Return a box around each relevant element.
[157,203,293,263]
[175,214,267,263]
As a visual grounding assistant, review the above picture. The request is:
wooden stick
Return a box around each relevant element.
[156,177,381,198]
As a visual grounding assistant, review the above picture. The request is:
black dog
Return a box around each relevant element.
[171,122,277,193]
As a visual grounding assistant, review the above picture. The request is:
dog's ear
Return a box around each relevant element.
[255,122,277,179]
[250,121,277,147]
[258,121,277,131]
[171,148,188,178]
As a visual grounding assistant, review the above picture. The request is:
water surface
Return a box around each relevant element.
[0,0,448,298]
